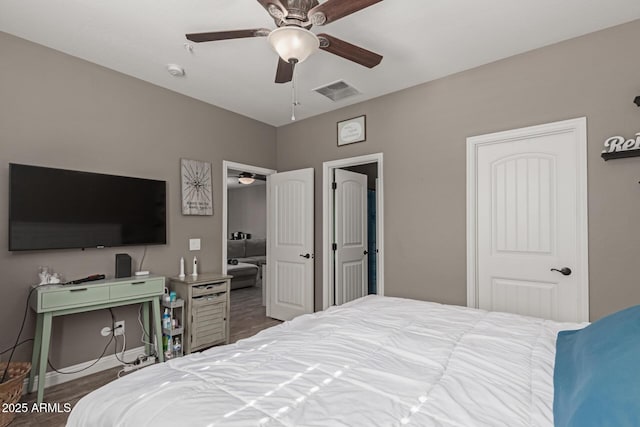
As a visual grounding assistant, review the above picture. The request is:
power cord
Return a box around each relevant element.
[47,335,114,375]
[47,308,118,375]
[108,309,135,365]
[137,305,155,347]
[2,286,41,383]
[0,338,34,356]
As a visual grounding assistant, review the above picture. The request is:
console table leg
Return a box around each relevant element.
[152,297,164,362]
[142,302,151,356]
[28,313,43,393]
[37,312,53,404]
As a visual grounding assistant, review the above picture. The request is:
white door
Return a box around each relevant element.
[334,169,368,305]
[267,168,314,321]
[469,118,588,322]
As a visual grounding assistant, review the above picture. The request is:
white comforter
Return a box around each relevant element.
[67,296,585,427]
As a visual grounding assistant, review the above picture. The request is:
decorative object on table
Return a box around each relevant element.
[37,266,62,285]
[337,115,366,146]
[231,231,246,240]
[179,257,186,279]
[115,253,132,278]
[192,256,198,277]
[0,362,31,427]
[601,132,640,160]
[181,158,213,215]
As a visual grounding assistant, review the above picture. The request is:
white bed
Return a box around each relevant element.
[67,296,586,427]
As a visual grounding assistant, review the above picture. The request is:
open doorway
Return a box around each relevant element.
[322,153,384,309]
[222,161,279,342]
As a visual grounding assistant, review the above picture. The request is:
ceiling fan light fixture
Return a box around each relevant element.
[238,172,255,185]
[267,26,319,64]
[238,177,255,185]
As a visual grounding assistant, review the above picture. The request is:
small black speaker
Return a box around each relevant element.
[115,253,132,278]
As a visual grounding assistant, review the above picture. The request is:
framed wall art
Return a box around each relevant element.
[337,115,366,146]
[181,158,213,215]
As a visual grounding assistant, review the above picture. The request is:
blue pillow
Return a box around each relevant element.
[554,305,640,427]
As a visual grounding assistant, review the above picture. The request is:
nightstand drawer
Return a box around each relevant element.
[41,286,110,309]
[192,282,227,297]
[110,279,164,299]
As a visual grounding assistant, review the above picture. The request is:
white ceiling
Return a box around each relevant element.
[2,1,640,127]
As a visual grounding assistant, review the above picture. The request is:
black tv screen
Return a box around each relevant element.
[9,164,166,251]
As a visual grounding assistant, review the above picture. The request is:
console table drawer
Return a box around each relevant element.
[110,279,164,300]
[41,286,110,310]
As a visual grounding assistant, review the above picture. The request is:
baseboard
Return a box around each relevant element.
[22,345,148,395]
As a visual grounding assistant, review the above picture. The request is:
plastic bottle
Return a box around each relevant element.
[173,337,181,357]
[162,309,171,330]
[165,335,173,360]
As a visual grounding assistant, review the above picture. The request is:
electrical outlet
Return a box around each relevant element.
[114,320,125,336]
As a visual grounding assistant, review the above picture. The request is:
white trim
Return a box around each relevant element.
[322,153,384,310]
[221,161,276,275]
[466,117,589,321]
[23,345,147,394]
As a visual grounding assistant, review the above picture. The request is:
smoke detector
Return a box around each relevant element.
[167,64,185,77]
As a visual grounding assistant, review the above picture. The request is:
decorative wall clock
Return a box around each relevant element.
[181,158,213,215]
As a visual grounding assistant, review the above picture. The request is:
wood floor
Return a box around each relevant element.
[12,285,281,426]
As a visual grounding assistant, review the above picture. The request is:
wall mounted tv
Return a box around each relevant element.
[9,164,167,251]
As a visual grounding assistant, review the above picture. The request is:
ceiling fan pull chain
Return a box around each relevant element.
[291,62,298,121]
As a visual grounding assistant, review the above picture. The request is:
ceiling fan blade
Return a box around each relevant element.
[257,0,288,20]
[185,29,270,43]
[308,0,383,25]
[318,34,382,68]
[275,57,294,84]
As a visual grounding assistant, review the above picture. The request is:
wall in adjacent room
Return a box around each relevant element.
[228,184,267,239]
[0,32,276,368]
[276,19,640,320]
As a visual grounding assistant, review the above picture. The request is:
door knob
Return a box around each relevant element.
[300,253,311,259]
[363,250,369,255]
[551,267,572,276]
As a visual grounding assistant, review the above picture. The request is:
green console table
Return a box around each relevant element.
[28,275,166,404]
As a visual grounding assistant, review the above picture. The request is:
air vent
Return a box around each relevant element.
[313,80,360,102]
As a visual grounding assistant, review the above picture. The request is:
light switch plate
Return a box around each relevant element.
[189,238,201,251]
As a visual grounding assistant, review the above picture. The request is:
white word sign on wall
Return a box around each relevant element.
[601,133,640,160]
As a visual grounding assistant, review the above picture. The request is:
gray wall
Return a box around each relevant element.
[0,32,276,368]
[228,185,267,239]
[276,20,640,320]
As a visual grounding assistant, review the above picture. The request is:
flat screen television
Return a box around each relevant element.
[9,163,167,251]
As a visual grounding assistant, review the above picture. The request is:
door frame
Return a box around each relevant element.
[221,160,277,275]
[466,117,589,319]
[322,153,384,310]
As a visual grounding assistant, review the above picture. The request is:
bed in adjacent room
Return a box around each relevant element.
[66,295,640,427]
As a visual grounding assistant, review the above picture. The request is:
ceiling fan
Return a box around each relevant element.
[185,0,384,84]
[229,171,267,185]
